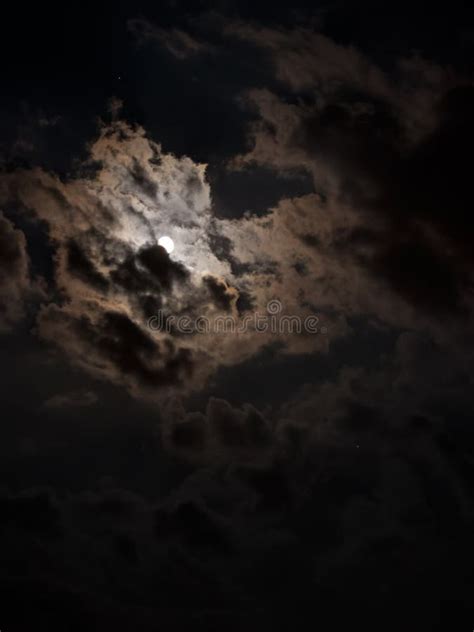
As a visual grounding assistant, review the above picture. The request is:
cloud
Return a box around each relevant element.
[1,16,474,631]
[163,396,273,464]
[227,22,455,140]
[0,118,335,399]
[0,489,61,536]
[36,304,195,397]
[1,387,471,632]
[1,25,473,410]
[65,239,110,292]
[0,121,228,396]
[224,24,474,327]
[128,18,214,59]
[43,390,98,409]
[203,274,239,312]
[154,500,232,553]
[0,212,33,332]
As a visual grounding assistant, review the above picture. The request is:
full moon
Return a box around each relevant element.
[158,236,175,254]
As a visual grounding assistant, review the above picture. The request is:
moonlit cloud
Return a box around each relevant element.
[0,119,331,398]
[1,24,473,418]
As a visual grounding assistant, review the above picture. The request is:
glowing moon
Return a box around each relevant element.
[158,236,175,254]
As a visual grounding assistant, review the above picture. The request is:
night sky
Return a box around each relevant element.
[1,1,474,630]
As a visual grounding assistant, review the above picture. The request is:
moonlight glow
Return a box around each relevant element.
[158,236,175,254]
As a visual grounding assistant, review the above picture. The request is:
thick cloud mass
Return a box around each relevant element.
[226,26,474,324]
[1,24,474,417]
[0,117,334,398]
[0,122,239,395]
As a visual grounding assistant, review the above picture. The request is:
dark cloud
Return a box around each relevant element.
[80,310,194,389]
[128,18,214,59]
[0,213,28,277]
[0,490,60,537]
[36,304,194,395]
[154,500,231,553]
[43,390,98,409]
[137,244,189,289]
[168,412,207,451]
[65,239,109,291]
[130,157,159,198]
[325,83,474,315]
[0,390,473,632]
[207,398,271,449]
[110,243,188,296]
[203,274,239,311]
[164,397,273,463]
[230,26,474,321]
[0,212,32,330]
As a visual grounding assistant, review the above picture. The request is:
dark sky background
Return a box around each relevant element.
[1,1,474,631]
